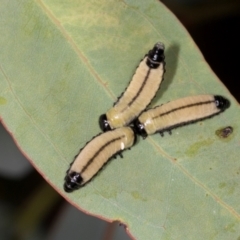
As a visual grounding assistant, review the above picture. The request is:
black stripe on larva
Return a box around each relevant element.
[152,99,215,120]
[125,68,151,109]
[80,135,123,174]
[155,111,224,137]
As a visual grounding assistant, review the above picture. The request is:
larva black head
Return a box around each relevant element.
[133,119,148,139]
[214,95,230,111]
[129,126,138,145]
[99,114,111,132]
[64,172,83,192]
[146,42,165,69]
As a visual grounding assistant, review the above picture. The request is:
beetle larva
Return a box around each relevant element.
[64,127,136,192]
[99,42,165,131]
[133,95,230,138]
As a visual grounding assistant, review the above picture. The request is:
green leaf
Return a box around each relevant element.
[1,0,240,239]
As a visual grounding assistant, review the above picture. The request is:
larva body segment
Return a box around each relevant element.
[134,95,230,138]
[99,42,165,131]
[64,127,136,192]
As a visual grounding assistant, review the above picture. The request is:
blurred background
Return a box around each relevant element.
[1,0,240,239]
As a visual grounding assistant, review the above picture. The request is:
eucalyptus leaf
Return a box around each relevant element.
[1,0,240,239]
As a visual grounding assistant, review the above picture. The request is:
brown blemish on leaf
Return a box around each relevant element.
[215,126,234,141]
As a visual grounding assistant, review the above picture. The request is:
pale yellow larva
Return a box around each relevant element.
[133,95,230,138]
[99,42,165,131]
[64,127,136,192]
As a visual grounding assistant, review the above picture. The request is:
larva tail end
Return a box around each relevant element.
[147,42,165,68]
[99,114,111,132]
[64,172,83,193]
[133,119,148,139]
[214,96,230,111]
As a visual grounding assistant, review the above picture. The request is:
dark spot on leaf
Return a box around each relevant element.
[215,126,233,139]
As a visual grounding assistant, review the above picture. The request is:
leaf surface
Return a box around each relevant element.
[1,0,240,239]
